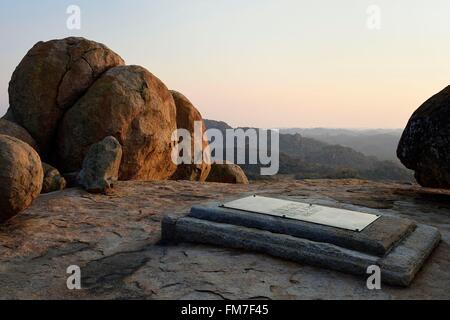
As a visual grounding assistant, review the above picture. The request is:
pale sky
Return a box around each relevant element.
[1,0,450,128]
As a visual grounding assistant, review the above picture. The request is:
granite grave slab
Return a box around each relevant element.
[161,196,441,286]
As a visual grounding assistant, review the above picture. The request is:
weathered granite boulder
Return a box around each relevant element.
[0,135,43,223]
[398,86,450,188]
[8,37,124,155]
[170,90,211,182]
[206,163,249,184]
[41,163,66,194]
[78,136,123,194]
[57,65,177,181]
[0,118,38,150]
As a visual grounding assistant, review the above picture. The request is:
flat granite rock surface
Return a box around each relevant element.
[0,179,449,299]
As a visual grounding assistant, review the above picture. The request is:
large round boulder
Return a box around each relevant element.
[0,135,43,223]
[0,118,38,150]
[206,163,249,184]
[57,65,178,181]
[397,86,450,188]
[8,37,124,155]
[170,90,211,182]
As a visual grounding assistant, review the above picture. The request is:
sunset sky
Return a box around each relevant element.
[1,0,450,128]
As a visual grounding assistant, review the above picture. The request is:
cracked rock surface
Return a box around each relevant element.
[0,179,449,299]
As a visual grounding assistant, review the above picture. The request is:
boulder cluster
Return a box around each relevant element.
[0,37,248,223]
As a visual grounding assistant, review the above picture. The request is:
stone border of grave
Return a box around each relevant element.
[161,197,441,287]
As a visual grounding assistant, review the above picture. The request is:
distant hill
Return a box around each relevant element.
[203,119,233,132]
[280,128,403,162]
[204,119,413,182]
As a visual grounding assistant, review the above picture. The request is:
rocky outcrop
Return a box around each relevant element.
[0,135,43,223]
[57,65,178,181]
[78,136,123,194]
[170,91,211,182]
[398,86,450,188]
[0,119,38,150]
[6,38,214,185]
[8,37,124,155]
[41,163,66,194]
[206,163,249,184]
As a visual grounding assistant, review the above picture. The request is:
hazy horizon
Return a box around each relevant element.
[205,118,404,131]
[2,0,450,129]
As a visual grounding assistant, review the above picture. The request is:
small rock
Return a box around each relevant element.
[42,163,67,194]
[78,136,123,194]
[206,163,249,184]
[0,135,43,223]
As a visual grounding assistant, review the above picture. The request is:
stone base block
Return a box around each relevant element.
[190,203,416,256]
[161,214,440,287]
